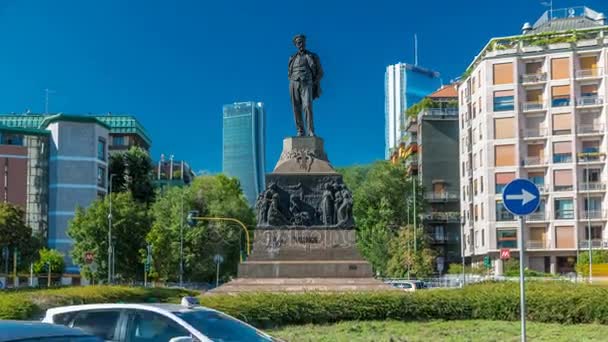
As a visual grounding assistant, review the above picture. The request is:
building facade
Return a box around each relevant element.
[393,85,461,273]
[222,102,266,207]
[385,63,442,159]
[154,154,196,190]
[0,113,151,272]
[459,7,607,275]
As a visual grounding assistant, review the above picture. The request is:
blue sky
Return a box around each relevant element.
[0,0,605,172]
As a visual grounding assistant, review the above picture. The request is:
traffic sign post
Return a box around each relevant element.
[502,178,540,342]
[500,248,511,260]
[213,254,224,288]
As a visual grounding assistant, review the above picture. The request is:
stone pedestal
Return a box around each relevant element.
[210,136,391,294]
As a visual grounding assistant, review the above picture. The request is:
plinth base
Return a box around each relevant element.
[208,277,394,294]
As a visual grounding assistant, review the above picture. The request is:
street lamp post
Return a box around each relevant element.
[108,173,116,284]
[585,164,593,283]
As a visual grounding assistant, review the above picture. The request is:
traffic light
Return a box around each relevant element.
[483,256,492,269]
[187,210,199,227]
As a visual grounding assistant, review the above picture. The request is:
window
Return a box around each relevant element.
[580,141,600,161]
[474,205,479,221]
[551,85,571,107]
[97,138,106,161]
[126,311,189,342]
[97,167,105,188]
[555,226,574,248]
[474,179,478,195]
[175,310,273,342]
[525,62,543,75]
[494,117,515,139]
[554,198,574,219]
[481,229,485,246]
[481,202,484,220]
[495,172,515,193]
[0,133,24,145]
[553,142,572,163]
[480,176,484,193]
[552,113,571,135]
[583,197,603,219]
[493,62,514,85]
[497,229,517,248]
[553,169,573,191]
[479,152,483,167]
[583,168,601,183]
[493,90,515,111]
[495,145,515,167]
[71,310,121,341]
[579,56,598,74]
[526,144,545,165]
[580,84,598,97]
[112,135,126,146]
[528,172,545,186]
[551,57,570,80]
[585,226,603,240]
[496,201,515,221]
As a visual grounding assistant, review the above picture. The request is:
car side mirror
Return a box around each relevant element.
[169,337,193,342]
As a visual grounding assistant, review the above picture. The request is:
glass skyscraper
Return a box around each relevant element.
[222,102,266,207]
[385,63,442,158]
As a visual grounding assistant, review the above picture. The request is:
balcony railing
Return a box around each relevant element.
[522,127,547,138]
[552,98,571,107]
[579,182,607,191]
[578,239,605,249]
[577,96,604,107]
[527,212,548,221]
[420,108,459,118]
[577,123,604,134]
[424,192,459,201]
[580,210,606,220]
[522,101,545,111]
[527,240,547,249]
[555,209,575,220]
[497,211,516,221]
[554,184,574,192]
[576,67,604,79]
[535,184,550,193]
[577,152,605,163]
[521,73,547,83]
[423,212,461,222]
[523,156,546,166]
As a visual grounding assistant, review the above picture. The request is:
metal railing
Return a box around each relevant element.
[554,184,573,192]
[527,240,547,249]
[497,211,516,221]
[576,67,604,78]
[577,123,604,134]
[578,240,605,249]
[424,192,459,201]
[577,96,604,107]
[521,73,547,83]
[580,210,606,220]
[551,98,571,107]
[527,212,548,221]
[577,153,605,163]
[522,101,545,111]
[553,154,573,163]
[423,212,461,222]
[523,156,546,166]
[555,209,575,220]
[522,127,547,138]
[420,108,458,118]
[579,182,606,191]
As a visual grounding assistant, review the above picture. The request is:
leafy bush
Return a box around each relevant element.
[447,263,487,275]
[0,286,194,320]
[576,250,608,276]
[200,282,608,328]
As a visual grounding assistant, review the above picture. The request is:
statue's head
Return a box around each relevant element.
[293,34,306,51]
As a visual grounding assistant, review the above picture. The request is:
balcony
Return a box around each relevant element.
[577,123,604,135]
[431,235,449,244]
[424,192,459,202]
[551,98,571,108]
[555,209,575,220]
[522,127,547,139]
[577,152,606,163]
[579,182,606,191]
[578,239,606,249]
[521,73,547,84]
[553,154,573,164]
[576,67,604,79]
[497,211,516,221]
[580,210,607,220]
[523,156,547,166]
[576,96,604,107]
[527,212,548,222]
[423,212,461,222]
[420,108,458,119]
[527,240,548,249]
[554,184,574,192]
[522,101,546,112]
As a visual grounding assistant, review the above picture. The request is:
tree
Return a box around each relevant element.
[68,192,151,282]
[146,174,254,283]
[109,146,155,204]
[353,161,425,275]
[33,248,65,274]
[386,226,435,279]
[337,164,371,194]
[0,203,40,271]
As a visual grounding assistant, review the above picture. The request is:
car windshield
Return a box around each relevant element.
[174,310,273,342]
[18,337,102,342]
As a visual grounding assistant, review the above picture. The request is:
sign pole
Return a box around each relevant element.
[519,215,527,342]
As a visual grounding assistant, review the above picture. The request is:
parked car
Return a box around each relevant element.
[0,320,103,342]
[42,297,280,342]
[385,280,426,292]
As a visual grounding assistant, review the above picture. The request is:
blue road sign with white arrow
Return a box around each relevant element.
[502,178,541,216]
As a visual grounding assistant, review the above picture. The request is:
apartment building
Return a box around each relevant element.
[459,7,607,275]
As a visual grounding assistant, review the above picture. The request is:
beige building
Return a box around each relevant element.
[459,7,607,275]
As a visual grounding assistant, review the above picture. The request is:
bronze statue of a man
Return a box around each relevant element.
[288,34,323,137]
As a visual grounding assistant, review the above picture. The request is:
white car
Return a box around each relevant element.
[42,297,279,342]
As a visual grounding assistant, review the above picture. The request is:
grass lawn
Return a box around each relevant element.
[270,320,608,341]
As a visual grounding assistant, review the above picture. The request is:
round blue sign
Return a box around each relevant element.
[502,179,541,216]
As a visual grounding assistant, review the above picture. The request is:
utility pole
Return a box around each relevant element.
[47,262,51,287]
[179,194,184,288]
[107,174,116,284]
[413,180,417,253]
[12,247,17,287]
[585,164,593,283]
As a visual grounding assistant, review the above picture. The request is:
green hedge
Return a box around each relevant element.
[200,282,608,328]
[0,286,194,320]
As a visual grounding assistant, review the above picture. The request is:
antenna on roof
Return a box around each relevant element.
[414,34,419,66]
[44,88,56,115]
[541,1,553,21]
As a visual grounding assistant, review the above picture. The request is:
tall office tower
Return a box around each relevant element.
[222,102,266,207]
[385,63,442,158]
[459,7,607,275]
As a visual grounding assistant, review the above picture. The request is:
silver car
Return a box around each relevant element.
[0,320,103,342]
